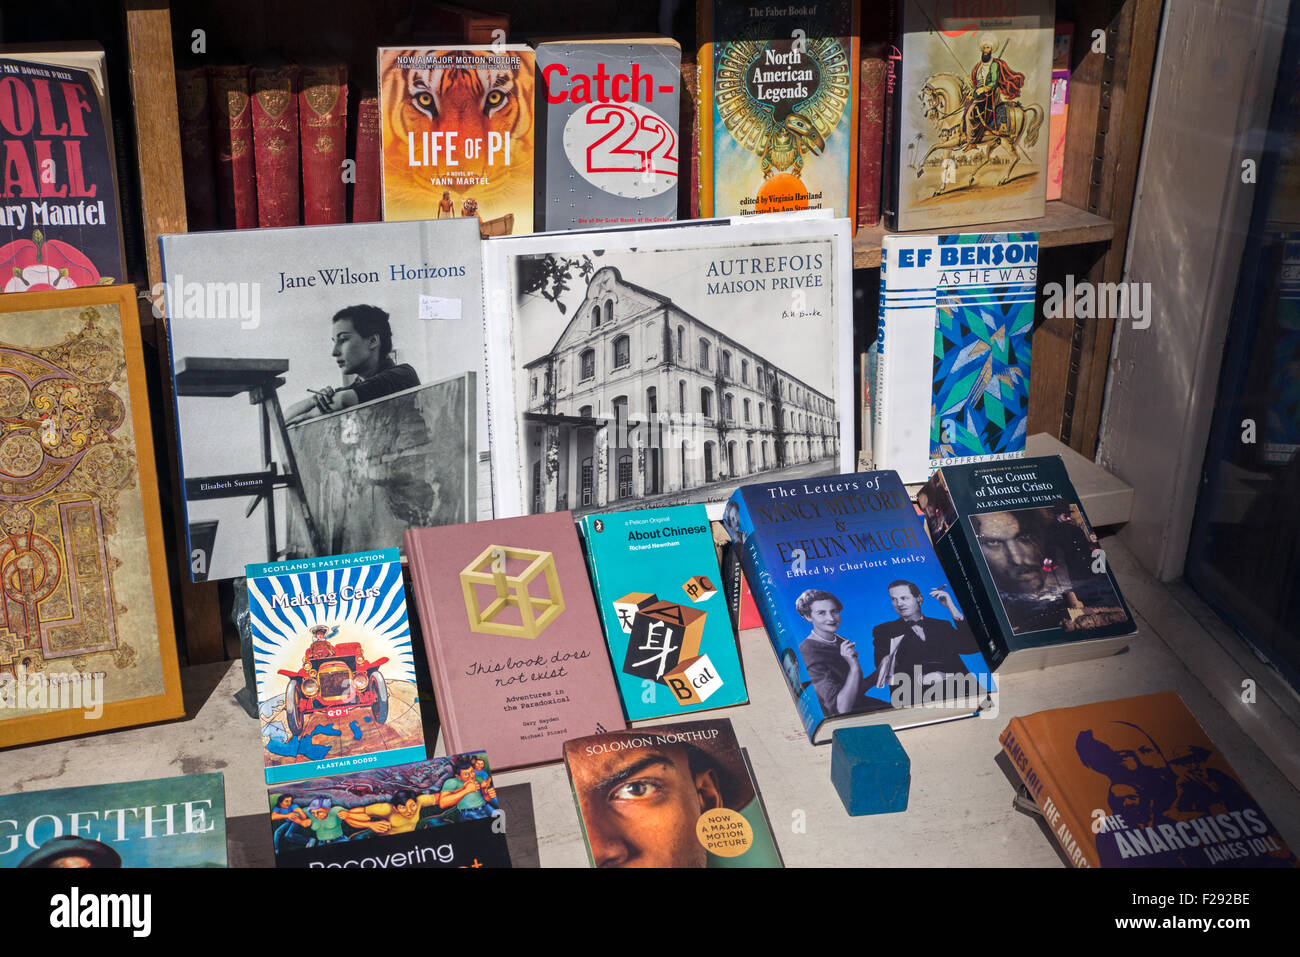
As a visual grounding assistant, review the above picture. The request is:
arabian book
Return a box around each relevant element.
[725,469,996,744]
[378,45,535,236]
[159,217,490,581]
[246,548,428,785]
[883,0,1053,231]
[579,504,748,720]
[874,231,1036,484]
[404,511,626,770]
[920,455,1136,671]
[564,717,782,868]
[268,752,511,868]
[1001,692,1298,867]
[0,773,227,868]
[697,0,859,223]
[535,36,680,231]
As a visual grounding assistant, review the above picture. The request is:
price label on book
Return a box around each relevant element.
[562,101,678,199]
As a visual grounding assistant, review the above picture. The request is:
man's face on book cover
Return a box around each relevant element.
[974,512,1047,594]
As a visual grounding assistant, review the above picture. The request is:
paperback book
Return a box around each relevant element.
[920,455,1135,671]
[875,231,1036,484]
[579,504,748,719]
[563,717,782,867]
[725,469,996,743]
[247,548,427,785]
[269,752,511,868]
[1001,691,1297,867]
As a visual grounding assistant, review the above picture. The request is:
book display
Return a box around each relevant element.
[2,0,1297,910]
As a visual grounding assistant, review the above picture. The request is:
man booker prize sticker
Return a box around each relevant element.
[695,808,752,857]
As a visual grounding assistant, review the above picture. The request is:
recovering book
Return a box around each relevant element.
[579,504,748,719]
[1001,691,1297,867]
[247,548,427,785]
[875,231,1036,484]
[563,717,782,867]
[725,469,995,743]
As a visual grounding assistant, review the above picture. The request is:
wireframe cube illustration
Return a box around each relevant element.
[681,575,717,602]
[612,592,657,633]
[664,654,723,705]
[621,600,706,682]
[460,544,565,639]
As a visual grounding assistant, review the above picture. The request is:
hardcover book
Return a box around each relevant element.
[920,455,1136,671]
[697,0,859,222]
[160,217,490,581]
[378,45,535,236]
[535,37,680,231]
[268,752,511,868]
[856,44,888,228]
[579,504,748,719]
[874,231,1037,484]
[0,55,127,290]
[0,285,183,748]
[564,717,782,867]
[299,65,348,225]
[251,65,301,228]
[209,65,258,229]
[481,215,854,519]
[0,773,227,868]
[725,469,996,743]
[1001,692,1298,867]
[884,0,1053,231]
[247,548,427,784]
[353,94,381,222]
[404,511,626,770]
[176,66,218,230]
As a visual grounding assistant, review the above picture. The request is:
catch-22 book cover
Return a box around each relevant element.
[725,469,994,743]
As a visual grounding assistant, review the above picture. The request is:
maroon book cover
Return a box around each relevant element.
[680,59,699,221]
[856,45,887,228]
[251,65,301,228]
[209,65,258,228]
[352,94,381,223]
[299,65,348,225]
[405,512,626,771]
[176,67,218,231]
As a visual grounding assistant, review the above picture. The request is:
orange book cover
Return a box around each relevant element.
[1001,691,1297,868]
[378,46,535,237]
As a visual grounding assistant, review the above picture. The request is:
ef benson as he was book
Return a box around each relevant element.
[920,455,1135,671]
[725,469,995,743]
[1001,692,1298,868]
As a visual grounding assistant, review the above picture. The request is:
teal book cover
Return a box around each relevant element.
[580,505,748,720]
[0,773,227,868]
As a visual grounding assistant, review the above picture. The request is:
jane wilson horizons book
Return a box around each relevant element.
[378,45,535,237]
[920,455,1135,672]
[725,469,995,744]
[0,285,183,748]
[535,36,681,231]
[1001,692,1298,867]
[884,0,1053,231]
[246,548,427,785]
[0,56,126,292]
[563,718,782,867]
[579,504,748,720]
[697,0,858,222]
[404,511,625,770]
[0,773,227,868]
[875,232,1036,484]
[160,217,490,582]
[269,752,510,869]
[482,215,854,520]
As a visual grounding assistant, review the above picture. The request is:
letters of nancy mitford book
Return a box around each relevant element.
[0,773,227,868]
[246,549,426,785]
[725,469,996,744]
[160,218,489,582]
[1001,692,1297,868]
[481,215,853,520]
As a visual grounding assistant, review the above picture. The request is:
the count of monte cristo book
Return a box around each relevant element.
[725,469,995,743]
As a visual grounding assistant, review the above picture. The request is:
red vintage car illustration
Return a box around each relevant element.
[278,625,390,737]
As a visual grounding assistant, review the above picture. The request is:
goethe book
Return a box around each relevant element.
[1001,692,1297,868]
[725,469,995,744]
[921,455,1135,671]
[404,512,625,770]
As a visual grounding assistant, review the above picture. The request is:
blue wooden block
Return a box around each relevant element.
[830,725,910,816]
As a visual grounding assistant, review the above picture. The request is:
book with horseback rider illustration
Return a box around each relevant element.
[884,0,1054,231]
